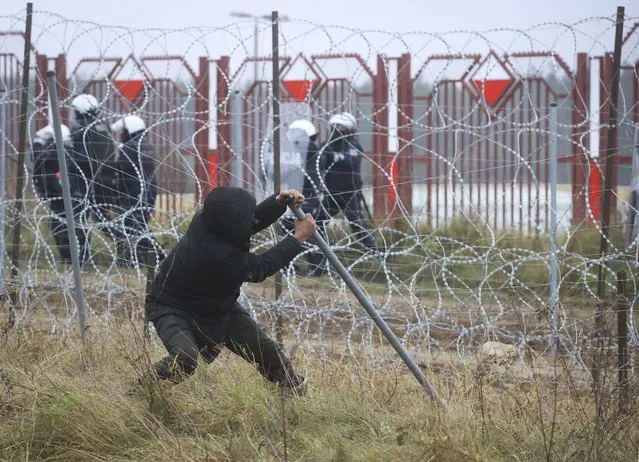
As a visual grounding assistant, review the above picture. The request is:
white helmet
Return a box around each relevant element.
[288,119,317,138]
[71,94,99,115]
[329,111,357,133]
[111,115,146,135]
[34,124,70,144]
[340,112,357,128]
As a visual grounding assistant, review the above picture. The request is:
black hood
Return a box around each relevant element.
[201,187,256,248]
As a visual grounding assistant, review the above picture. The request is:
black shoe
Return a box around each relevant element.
[281,374,308,397]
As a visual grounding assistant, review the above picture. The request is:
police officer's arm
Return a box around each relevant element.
[319,145,333,172]
[224,236,303,283]
[306,142,322,193]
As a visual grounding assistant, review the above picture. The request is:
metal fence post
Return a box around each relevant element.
[271,11,284,348]
[195,56,210,201]
[0,87,6,300]
[46,71,88,341]
[231,89,243,187]
[616,271,629,414]
[593,6,624,401]
[144,250,156,339]
[8,2,34,326]
[596,6,624,302]
[549,102,559,351]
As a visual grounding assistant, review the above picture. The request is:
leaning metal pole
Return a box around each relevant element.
[287,203,445,408]
[47,70,88,341]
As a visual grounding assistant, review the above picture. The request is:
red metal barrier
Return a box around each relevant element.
[411,51,572,232]
[194,56,209,202]
[0,40,634,228]
[372,55,389,219]
[396,53,413,218]
[572,53,590,226]
[600,53,616,215]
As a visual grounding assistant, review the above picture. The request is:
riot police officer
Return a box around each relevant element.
[111,115,163,266]
[309,112,376,276]
[68,94,119,261]
[30,124,83,264]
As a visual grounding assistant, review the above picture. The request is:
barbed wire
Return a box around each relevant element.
[0,9,638,374]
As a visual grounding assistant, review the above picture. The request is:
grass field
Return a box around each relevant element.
[2,196,638,460]
[0,319,638,462]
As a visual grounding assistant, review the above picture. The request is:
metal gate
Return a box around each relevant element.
[222,53,377,202]
[411,51,573,232]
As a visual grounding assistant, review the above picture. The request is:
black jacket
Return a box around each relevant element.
[30,141,63,199]
[320,134,364,194]
[69,120,117,195]
[117,132,157,205]
[302,138,321,200]
[146,187,303,320]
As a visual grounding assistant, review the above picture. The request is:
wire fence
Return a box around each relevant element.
[1,7,639,382]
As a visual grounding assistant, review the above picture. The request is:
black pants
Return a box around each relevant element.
[48,197,88,265]
[151,307,301,386]
[115,195,163,266]
[318,191,375,249]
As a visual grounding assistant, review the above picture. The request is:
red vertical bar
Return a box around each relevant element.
[527,80,534,233]
[195,56,210,201]
[501,102,506,229]
[425,95,433,228]
[251,84,259,191]
[601,55,608,218]
[572,53,589,226]
[519,85,524,232]
[545,85,550,231]
[216,56,231,187]
[172,81,178,215]
[260,83,267,191]
[242,90,249,189]
[496,116,501,229]
[458,87,465,218]
[596,56,607,222]
[600,53,616,213]
[493,116,498,230]
[634,62,639,124]
[434,93,440,227]
[396,53,413,219]
[469,91,474,224]
[484,113,489,222]
[451,81,457,218]
[443,82,449,221]
[535,79,541,233]
[35,54,48,130]
[477,111,482,218]
[373,55,389,218]
[55,54,68,124]
[508,87,521,228]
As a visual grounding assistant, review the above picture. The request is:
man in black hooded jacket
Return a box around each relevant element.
[145,187,316,392]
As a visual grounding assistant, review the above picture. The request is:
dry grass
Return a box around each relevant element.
[0,320,638,461]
